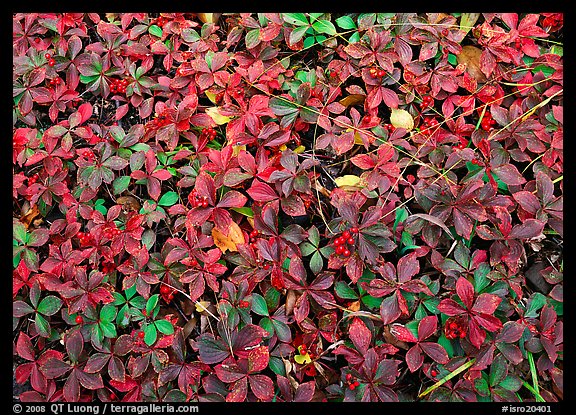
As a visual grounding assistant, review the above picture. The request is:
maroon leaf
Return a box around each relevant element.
[455,276,475,309]
[349,317,372,354]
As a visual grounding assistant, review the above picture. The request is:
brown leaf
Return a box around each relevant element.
[20,204,41,229]
[285,289,297,317]
[196,13,221,24]
[211,221,245,253]
[456,45,487,83]
[116,196,141,212]
[338,94,365,108]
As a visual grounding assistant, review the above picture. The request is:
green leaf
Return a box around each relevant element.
[94,199,107,215]
[100,304,117,322]
[36,296,63,316]
[35,313,51,338]
[349,32,360,43]
[308,13,324,22]
[309,252,324,275]
[112,176,131,195]
[312,20,337,36]
[303,36,316,49]
[448,53,458,66]
[474,377,491,397]
[230,207,254,218]
[269,97,299,116]
[393,207,409,236]
[245,29,261,49]
[158,191,179,207]
[144,324,158,346]
[283,13,309,26]
[272,319,292,343]
[155,319,174,335]
[259,317,274,338]
[146,294,159,316]
[474,263,491,293]
[438,334,454,358]
[336,15,356,29]
[264,288,280,311]
[100,321,117,338]
[116,304,131,328]
[299,241,316,257]
[289,25,309,45]
[13,221,28,244]
[251,293,269,316]
[269,356,286,376]
[335,281,358,300]
[525,292,547,318]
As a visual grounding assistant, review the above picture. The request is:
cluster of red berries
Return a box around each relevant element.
[238,300,250,308]
[110,78,129,95]
[81,149,96,162]
[419,95,434,109]
[298,343,316,358]
[369,67,386,78]
[383,123,396,133]
[470,158,483,165]
[160,284,175,301]
[333,228,358,257]
[76,231,94,247]
[103,225,122,239]
[480,111,497,131]
[188,257,199,267]
[444,317,467,340]
[422,116,440,132]
[45,53,55,67]
[48,77,61,87]
[146,114,172,132]
[101,260,116,274]
[345,373,361,390]
[200,127,217,141]
[27,173,40,185]
[188,190,209,208]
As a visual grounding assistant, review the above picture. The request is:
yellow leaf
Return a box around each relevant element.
[195,301,211,313]
[205,90,218,104]
[232,144,246,156]
[294,346,312,365]
[205,107,231,125]
[212,221,245,253]
[334,175,366,191]
[390,108,414,131]
[293,145,306,154]
[354,131,363,145]
[338,94,365,108]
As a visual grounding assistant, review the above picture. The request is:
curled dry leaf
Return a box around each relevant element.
[456,45,487,83]
[285,289,297,317]
[116,196,141,212]
[338,94,365,108]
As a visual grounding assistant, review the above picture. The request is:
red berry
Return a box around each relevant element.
[44,53,51,59]
[168,293,174,301]
[110,393,117,400]
[347,237,355,245]
[160,285,171,294]
[138,331,145,339]
[48,59,55,66]
[335,245,345,255]
[349,384,356,391]
[342,230,350,239]
[263,263,270,270]
[346,373,352,381]
[343,249,351,257]
[353,381,360,387]
[431,370,438,377]
[201,200,209,208]
[350,227,359,233]
[377,69,386,77]
[75,315,84,324]
[190,258,198,267]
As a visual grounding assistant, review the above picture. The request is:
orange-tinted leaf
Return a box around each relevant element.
[211,221,245,253]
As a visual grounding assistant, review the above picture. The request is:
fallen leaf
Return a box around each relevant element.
[197,13,221,24]
[286,289,297,316]
[116,196,141,212]
[456,45,487,83]
[211,221,245,253]
[334,175,366,191]
[390,108,414,131]
[338,94,365,108]
[20,204,41,229]
[347,300,361,312]
[195,301,212,314]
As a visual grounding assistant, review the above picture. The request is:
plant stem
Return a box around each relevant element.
[418,358,476,399]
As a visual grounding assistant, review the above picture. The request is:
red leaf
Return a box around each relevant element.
[455,276,475,309]
[419,342,449,364]
[468,317,486,349]
[247,346,269,373]
[249,374,274,401]
[437,299,466,316]
[473,313,503,333]
[349,317,372,354]
[509,219,545,239]
[471,293,502,315]
[417,315,438,341]
[405,345,424,372]
[397,252,419,283]
[390,324,417,343]
[379,292,401,324]
[217,190,248,208]
[16,332,35,361]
